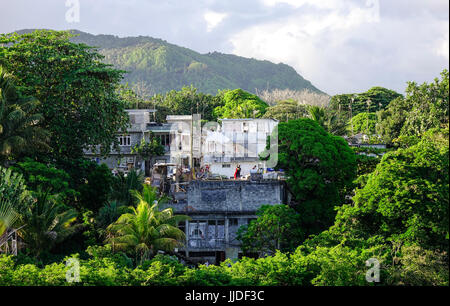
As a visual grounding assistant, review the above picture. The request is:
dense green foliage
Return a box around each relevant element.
[0,67,49,163]
[377,70,449,144]
[348,112,378,136]
[306,106,348,135]
[0,30,129,159]
[132,132,165,176]
[335,129,449,251]
[10,158,77,200]
[262,99,308,122]
[61,30,323,96]
[106,185,190,263]
[0,200,18,237]
[237,205,304,255]
[110,169,144,206]
[214,89,269,119]
[267,119,357,236]
[19,190,78,257]
[330,86,403,115]
[0,166,32,215]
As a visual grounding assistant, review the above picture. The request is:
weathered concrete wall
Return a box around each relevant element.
[177,180,284,213]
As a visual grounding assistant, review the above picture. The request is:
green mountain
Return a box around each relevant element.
[17,29,323,95]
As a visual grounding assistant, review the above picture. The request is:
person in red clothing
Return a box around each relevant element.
[234,165,241,180]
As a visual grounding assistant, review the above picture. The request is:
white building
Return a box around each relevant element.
[202,118,279,178]
[84,110,278,178]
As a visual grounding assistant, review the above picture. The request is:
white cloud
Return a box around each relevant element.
[230,0,448,94]
[436,31,449,60]
[261,0,341,9]
[1,0,448,94]
[204,10,228,32]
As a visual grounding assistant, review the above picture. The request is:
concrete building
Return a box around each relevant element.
[202,118,279,178]
[85,110,278,178]
[84,109,157,173]
[84,110,286,264]
[169,179,286,264]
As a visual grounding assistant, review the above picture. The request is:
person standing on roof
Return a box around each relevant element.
[234,165,241,180]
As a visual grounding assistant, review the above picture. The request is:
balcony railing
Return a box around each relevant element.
[187,238,225,249]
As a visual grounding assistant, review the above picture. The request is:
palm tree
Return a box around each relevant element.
[0,198,18,237]
[106,184,190,263]
[0,66,49,164]
[307,106,347,135]
[307,105,326,127]
[110,169,144,206]
[19,189,77,257]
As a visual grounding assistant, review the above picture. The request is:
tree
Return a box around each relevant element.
[330,86,403,115]
[131,132,165,177]
[0,199,18,237]
[97,201,128,229]
[376,97,409,143]
[213,89,268,119]
[0,30,129,159]
[77,163,114,212]
[262,99,308,121]
[0,166,32,215]
[237,204,304,256]
[256,88,330,107]
[399,69,448,137]
[19,189,78,257]
[10,158,77,200]
[377,69,449,144]
[265,119,357,237]
[307,106,326,127]
[54,158,114,212]
[0,66,49,164]
[306,106,347,136]
[348,112,378,136]
[110,169,144,206]
[129,86,224,123]
[106,185,190,263]
[333,128,449,251]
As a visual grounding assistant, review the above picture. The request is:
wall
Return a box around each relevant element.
[171,180,284,213]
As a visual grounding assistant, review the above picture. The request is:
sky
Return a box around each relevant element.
[0,0,448,95]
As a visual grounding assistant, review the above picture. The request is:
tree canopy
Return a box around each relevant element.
[0,30,129,159]
[334,128,449,251]
[267,118,357,236]
[377,69,449,144]
[262,99,308,121]
[213,89,269,119]
[330,86,403,115]
[237,204,304,256]
[348,112,378,136]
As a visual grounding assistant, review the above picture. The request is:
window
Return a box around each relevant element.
[158,134,170,146]
[229,218,239,226]
[118,135,131,146]
[192,229,203,237]
[222,164,231,168]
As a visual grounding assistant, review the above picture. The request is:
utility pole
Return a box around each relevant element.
[190,110,194,170]
[349,96,354,137]
[366,99,372,137]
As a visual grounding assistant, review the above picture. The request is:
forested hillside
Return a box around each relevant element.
[16,29,322,96]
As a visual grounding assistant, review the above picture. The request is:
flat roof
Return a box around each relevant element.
[219,118,278,122]
[125,109,157,113]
